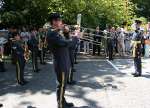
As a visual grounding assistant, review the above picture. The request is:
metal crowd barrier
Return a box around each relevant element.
[69,25,132,56]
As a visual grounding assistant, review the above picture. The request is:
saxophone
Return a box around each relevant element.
[38,33,45,50]
[0,46,4,62]
[24,41,30,61]
[43,36,48,48]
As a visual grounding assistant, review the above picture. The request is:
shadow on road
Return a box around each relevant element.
[0,62,56,97]
[0,59,128,108]
[66,60,127,108]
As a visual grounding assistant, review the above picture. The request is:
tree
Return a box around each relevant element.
[1,0,135,28]
[1,0,49,27]
[132,0,150,18]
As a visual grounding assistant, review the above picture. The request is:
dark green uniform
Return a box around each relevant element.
[47,28,72,108]
[131,29,143,77]
[12,40,26,84]
[37,31,46,64]
[28,35,40,72]
[107,32,114,60]
[93,31,102,55]
[0,61,5,72]
[0,46,5,72]
[64,32,76,84]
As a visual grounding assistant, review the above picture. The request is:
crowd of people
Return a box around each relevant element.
[0,12,150,108]
[76,21,150,60]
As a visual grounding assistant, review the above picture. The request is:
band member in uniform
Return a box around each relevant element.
[12,32,28,85]
[73,25,81,64]
[107,25,114,60]
[131,20,143,77]
[0,43,6,72]
[37,28,46,65]
[47,13,74,108]
[63,25,76,85]
[0,29,6,72]
[0,61,5,72]
[93,26,102,55]
[28,28,40,73]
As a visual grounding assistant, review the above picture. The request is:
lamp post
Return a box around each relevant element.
[77,14,82,27]
[125,0,129,22]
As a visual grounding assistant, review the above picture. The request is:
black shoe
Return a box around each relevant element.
[42,62,47,65]
[40,62,46,65]
[109,59,113,61]
[98,53,100,56]
[72,68,76,72]
[64,102,74,108]
[67,80,76,85]
[18,82,26,86]
[132,73,137,76]
[34,69,41,73]
[0,103,3,107]
[0,68,6,72]
[74,62,78,64]
[133,73,141,77]
[18,80,28,86]
[23,80,29,84]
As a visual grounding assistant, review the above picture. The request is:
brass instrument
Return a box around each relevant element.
[0,46,4,62]
[0,30,8,62]
[24,41,30,61]
[69,25,112,44]
[38,37,43,50]
[43,36,48,48]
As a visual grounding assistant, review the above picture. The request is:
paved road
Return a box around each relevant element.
[0,58,150,108]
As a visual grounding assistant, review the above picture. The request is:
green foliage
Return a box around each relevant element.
[48,0,135,28]
[1,0,136,28]
[132,0,150,18]
[1,0,49,27]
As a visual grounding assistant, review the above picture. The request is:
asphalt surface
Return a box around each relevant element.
[0,58,150,108]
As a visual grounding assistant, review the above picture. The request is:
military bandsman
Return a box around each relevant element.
[47,13,74,108]
[12,32,28,85]
[131,20,143,77]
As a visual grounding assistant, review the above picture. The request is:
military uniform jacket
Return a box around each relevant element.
[12,40,25,58]
[131,32,142,58]
[107,32,114,47]
[64,32,76,50]
[47,29,71,73]
[28,36,39,51]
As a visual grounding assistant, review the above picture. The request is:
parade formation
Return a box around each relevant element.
[1,0,150,108]
[0,12,150,107]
